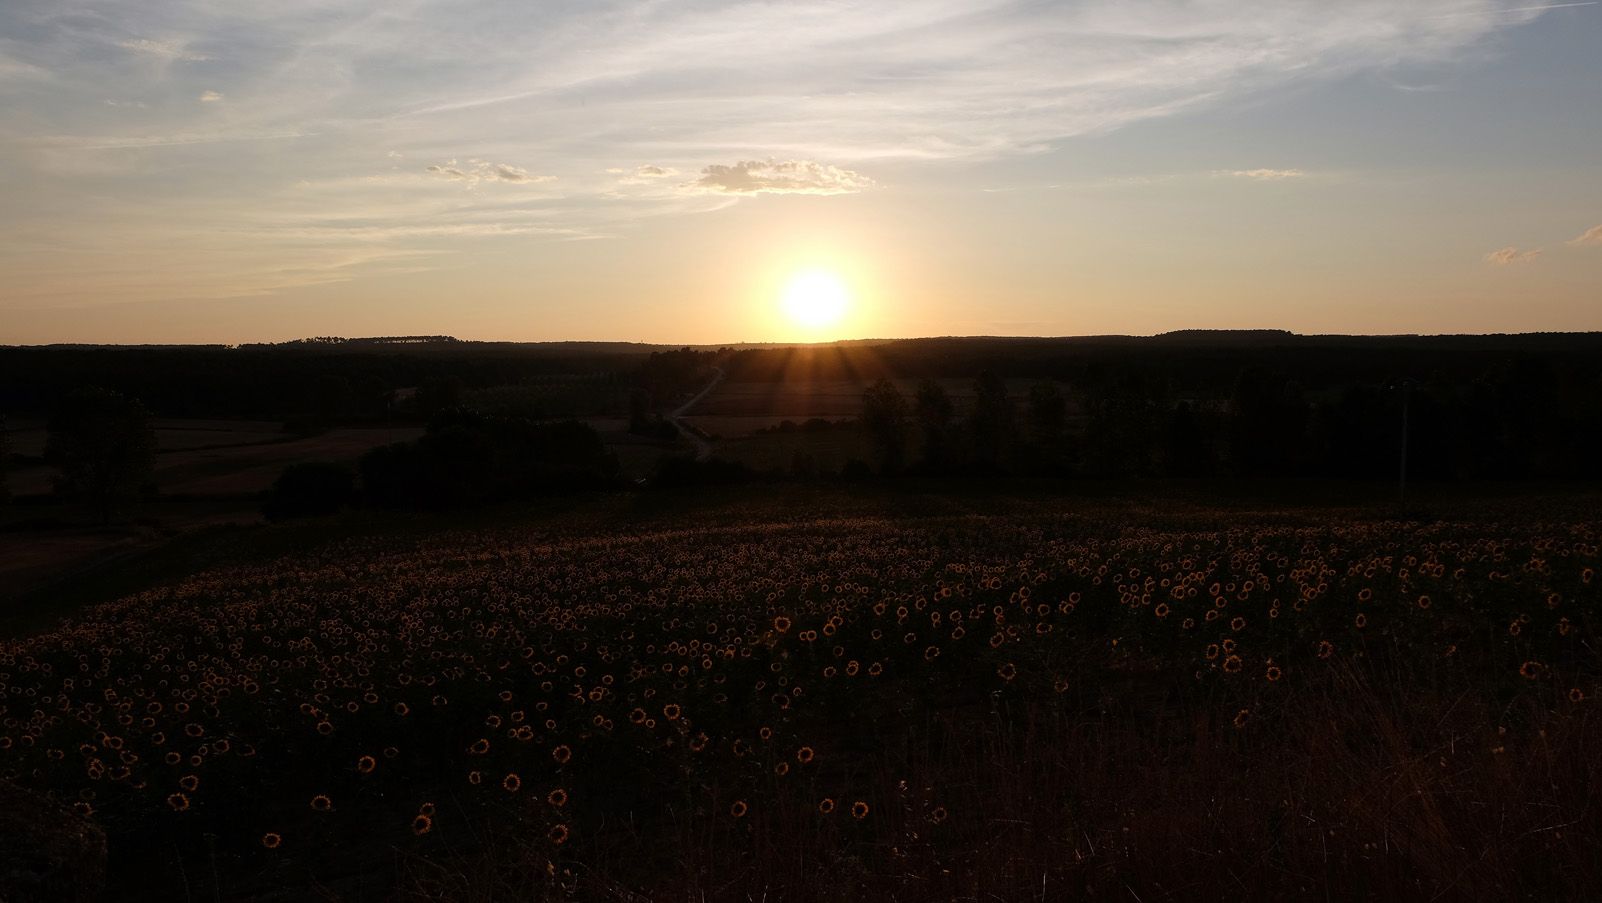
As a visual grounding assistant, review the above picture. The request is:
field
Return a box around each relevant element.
[1,488,1598,901]
[5,422,426,498]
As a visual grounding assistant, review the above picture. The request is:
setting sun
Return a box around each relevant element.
[780,270,850,331]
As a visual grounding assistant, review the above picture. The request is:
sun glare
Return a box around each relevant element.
[780,270,850,331]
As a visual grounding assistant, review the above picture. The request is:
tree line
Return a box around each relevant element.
[855,360,1602,482]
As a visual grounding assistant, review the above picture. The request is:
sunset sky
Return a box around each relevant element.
[2,1,1600,344]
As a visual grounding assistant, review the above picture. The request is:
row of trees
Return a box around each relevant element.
[0,345,647,422]
[860,374,1073,476]
[264,410,620,518]
[858,365,1602,482]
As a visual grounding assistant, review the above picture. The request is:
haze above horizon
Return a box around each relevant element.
[2,1,1600,344]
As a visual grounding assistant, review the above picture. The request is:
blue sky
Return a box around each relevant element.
[1,1,1599,343]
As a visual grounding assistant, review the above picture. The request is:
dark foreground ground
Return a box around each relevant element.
[1,482,1599,901]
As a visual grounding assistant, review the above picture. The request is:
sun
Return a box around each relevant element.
[780,270,850,331]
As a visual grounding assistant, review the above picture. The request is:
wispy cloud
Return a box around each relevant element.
[1219,169,1307,181]
[425,159,553,186]
[118,38,212,62]
[692,159,873,196]
[1569,224,1602,246]
[1485,246,1542,265]
[0,0,1579,316]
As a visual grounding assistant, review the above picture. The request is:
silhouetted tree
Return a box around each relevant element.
[652,455,752,488]
[1226,368,1307,478]
[415,376,465,416]
[860,379,910,474]
[1158,402,1214,478]
[1024,381,1069,473]
[969,371,1013,469]
[45,387,156,522]
[628,388,654,434]
[790,450,819,481]
[361,411,615,508]
[262,462,355,521]
[307,374,356,421]
[0,416,11,504]
[914,379,955,470]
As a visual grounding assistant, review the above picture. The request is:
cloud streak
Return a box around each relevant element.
[1219,169,1307,181]
[1485,246,1542,265]
[1569,224,1602,246]
[692,159,873,196]
[118,38,212,62]
[425,159,553,186]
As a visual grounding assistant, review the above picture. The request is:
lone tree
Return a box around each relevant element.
[45,387,156,522]
[1026,381,1069,472]
[914,379,955,469]
[969,370,1013,469]
[860,378,910,475]
[0,416,11,504]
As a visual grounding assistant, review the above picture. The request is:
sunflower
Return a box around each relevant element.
[503,773,522,793]
[411,814,433,836]
[851,801,870,820]
[357,755,377,774]
[552,745,572,764]
[818,798,836,815]
[1232,708,1251,729]
[310,794,333,812]
[730,800,748,818]
[262,833,282,849]
[547,788,568,808]
[548,824,569,845]
[166,793,190,812]
[796,746,815,764]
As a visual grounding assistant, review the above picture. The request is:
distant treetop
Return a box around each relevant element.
[251,336,464,347]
